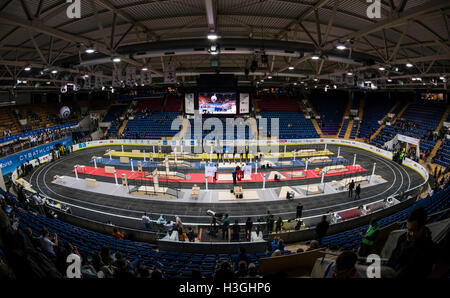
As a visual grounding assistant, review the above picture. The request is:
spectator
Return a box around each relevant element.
[164,220,175,235]
[39,228,58,258]
[214,261,234,280]
[136,265,151,278]
[306,240,320,251]
[355,184,361,200]
[296,202,303,219]
[387,207,435,278]
[235,247,249,269]
[315,215,329,246]
[323,250,364,278]
[25,226,40,248]
[232,220,240,242]
[275,216,283,233]
[141,213,151,230]
[235,261,248,278]
[348,180,355,198]
[245,263,262,278]
[100,246,114,266]
[81,256,99,279]
[112,228,125,240]
[222,214,230,240]
[266,211,274,234]
[359,219,380,258]
[271,249,281,257]
[232,170,237,185]
[186,227,196,242]
[245,217,253,240]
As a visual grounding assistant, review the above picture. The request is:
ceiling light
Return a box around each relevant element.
[311,55,320,60]
[395,67,399,72]
[336,44,347,50]
[142,67,148,71]
[293,82,297,85]
[439,76,445,80]
[85,48,95,54]
[24,66,31,71]
[387,79,392,82]
[288,66,294,70]
[46,81,51,85]
[260,79,264,82]
[207,33,218,40]
[411,77,416,81]
[406,63,413,68]
[112,57,121,63]
[313,78,318,82]
[209,44,219,55]
[378,67,385,71]
[268,75,272,79]
[347,72,353,76]
[51,70,58,74]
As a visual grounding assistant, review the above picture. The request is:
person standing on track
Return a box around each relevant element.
[296,202,303,219]
[355,184,361,200]
[348,180,355,198]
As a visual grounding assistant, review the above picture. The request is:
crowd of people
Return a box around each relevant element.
[0,187,267,279]
[0,126,73,157]
[0,156,449,279]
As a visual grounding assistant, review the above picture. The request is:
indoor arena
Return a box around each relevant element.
[0,0,448,288]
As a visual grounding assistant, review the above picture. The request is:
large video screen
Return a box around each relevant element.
[199,92,237,114]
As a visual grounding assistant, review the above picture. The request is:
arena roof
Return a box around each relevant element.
[0,0,449,89]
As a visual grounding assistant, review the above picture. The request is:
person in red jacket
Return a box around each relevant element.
[237,169,242,181]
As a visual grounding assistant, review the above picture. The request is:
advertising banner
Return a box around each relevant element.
[397,134,420,145]
[0,137,72,175]
[185,93,195,114]
[239,93,250,114]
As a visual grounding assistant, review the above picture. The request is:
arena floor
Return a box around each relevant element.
[26,144,424,229]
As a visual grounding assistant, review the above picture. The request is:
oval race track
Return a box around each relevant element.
[28,144,424,229]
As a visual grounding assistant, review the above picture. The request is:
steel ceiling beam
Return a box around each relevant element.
[205,0,216,31]
[0,12,148,71]
[277,0,332,40]
[332,0,449,43]
[0,60,112,78]
[94,0,159,40]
